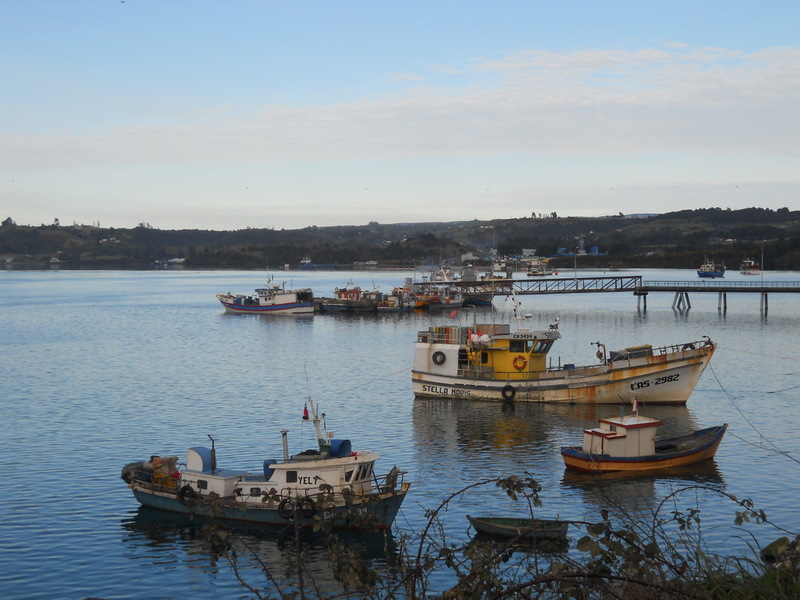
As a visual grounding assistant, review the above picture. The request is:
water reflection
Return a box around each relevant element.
[412,398,705,455]
[121,507,400,597]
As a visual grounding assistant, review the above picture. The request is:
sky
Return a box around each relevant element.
[1,1,799,231]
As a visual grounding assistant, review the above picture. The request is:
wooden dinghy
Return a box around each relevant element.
[560,411,727,473]
[467,515,569,541]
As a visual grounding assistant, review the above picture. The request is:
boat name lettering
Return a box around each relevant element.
[421,384,472,397]
[297,476,317,485]
[630,374,680,391]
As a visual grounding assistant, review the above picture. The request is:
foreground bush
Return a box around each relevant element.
[210,476,799,600]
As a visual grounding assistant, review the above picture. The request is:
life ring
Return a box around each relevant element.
[278,498,295,520]
[513,355,528,370]
[501,385,516,401]
[682,343,695,351]
[335,287,339,292]
[178,484,197,505]
[432,351,446,365]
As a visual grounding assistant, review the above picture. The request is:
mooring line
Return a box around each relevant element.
[708,363,799,465]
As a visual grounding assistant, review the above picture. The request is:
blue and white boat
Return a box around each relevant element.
[216,278,314,315]
[697,258,725,278]
[121,397,410,530]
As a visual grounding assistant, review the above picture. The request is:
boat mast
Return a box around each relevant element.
[305,396,330,454]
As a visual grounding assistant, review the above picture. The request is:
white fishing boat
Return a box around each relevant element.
[525,257,553,277]
[739,258,761,275]
[411,300,715,404]
[121,397,410,530]
[216,278,314,315]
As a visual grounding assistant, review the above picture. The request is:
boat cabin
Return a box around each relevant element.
[582,415,664,458]
[182,444,379,500]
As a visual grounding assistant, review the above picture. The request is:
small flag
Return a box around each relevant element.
[632,396,638,415]
[303,403,309,420]
[448,309,458,318]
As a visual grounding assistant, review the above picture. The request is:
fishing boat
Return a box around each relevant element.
[411,299,716,404]
[739,258,761,275]
[525,257,553,277]
[467,516,568,541]
[697,258,726,278]
[121,397,410,530]
[318,283,380,312]
[560,409,727,473]
[216,279,314,315]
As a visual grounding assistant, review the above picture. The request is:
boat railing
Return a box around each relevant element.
[651,339,713,357]
[417,327,469,344]
[372,467,408,494]
[458,364,495,379]
[608,339,713,363]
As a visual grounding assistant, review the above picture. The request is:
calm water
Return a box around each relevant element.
[2,268,799,599]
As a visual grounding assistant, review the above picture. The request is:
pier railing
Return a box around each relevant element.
[637,280,800,293]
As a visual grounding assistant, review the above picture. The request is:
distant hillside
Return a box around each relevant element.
[2,207,799,270]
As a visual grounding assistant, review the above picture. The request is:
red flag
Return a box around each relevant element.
[632,396,638,415]
[448,309,457,318]
[303,403,309,420]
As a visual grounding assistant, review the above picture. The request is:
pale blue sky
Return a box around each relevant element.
[2,1,798,230]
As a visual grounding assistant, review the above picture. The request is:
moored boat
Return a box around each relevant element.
[697,258,726,278]
[560,412,727,473]
[739,258,761,275]
[525,257,553,277]
[318,283,380,312]
[467,515,568,541]
[216,279,314,315]
[121,397,410,529]
[411,300,716,404]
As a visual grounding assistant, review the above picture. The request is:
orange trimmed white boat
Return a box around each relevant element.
[560,409,727,473]
[411,299,716,404]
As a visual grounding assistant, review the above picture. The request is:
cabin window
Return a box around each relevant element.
[344,468,354,482]
[197,480,208,490]
[510,340,526,353]
[531,340,553,354]
[481,351,489,364]
[286,471,298,483]
[250,487,262,496]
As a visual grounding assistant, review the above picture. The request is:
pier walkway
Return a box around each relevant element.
[444,275,800,312]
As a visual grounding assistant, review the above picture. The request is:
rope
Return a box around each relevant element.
[708,363,799,465]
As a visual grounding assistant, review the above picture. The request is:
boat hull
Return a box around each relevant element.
[218,300,314,315]
[131,482,410,530]
[467,516,568,540]
[412,342,715,404]
[560,424,727,473]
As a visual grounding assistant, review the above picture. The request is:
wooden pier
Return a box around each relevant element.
[444,275,800,313]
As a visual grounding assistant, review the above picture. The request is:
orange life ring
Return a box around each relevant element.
[513,355,528,370]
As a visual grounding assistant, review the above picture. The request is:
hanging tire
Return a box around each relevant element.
[178,485,197,505]
[432,351,446,365]
[501,385,516,401]
[299,497,316,518]
[278,498,295,520]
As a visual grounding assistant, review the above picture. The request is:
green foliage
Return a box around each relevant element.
[203,477,799,600]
